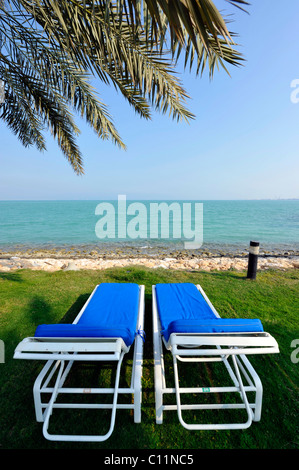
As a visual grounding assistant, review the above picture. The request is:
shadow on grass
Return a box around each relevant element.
[60,293,90,323]
[143,292,153,361]
[0,272,24,282]
[197,270,249,281]
[29,296,55,326]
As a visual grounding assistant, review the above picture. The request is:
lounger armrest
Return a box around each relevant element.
[13,336,127,361]
[169,331,279,356]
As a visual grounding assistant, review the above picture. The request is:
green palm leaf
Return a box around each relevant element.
[0,1,247,174]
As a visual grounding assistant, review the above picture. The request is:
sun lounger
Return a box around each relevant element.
[14,282,145,442]
[152,283,279,430]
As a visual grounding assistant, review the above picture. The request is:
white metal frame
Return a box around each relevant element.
[14,284,145,442]
[152,284,279,431]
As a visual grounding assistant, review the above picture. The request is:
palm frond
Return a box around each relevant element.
[0,1,248,174]
[0,87,46,151]
[0,2,126,173]
[18,1,195,121]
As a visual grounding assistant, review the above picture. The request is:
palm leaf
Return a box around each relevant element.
[18,0,195,122]
[0,2,126,173]
[0,1,248,174]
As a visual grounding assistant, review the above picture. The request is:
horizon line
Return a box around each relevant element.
[0,198,298,202]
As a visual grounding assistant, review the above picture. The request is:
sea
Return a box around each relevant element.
[0,199,298,257]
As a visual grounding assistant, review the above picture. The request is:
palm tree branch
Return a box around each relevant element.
[0,87,46,151]
[0,5,126,152]
[17,1,195,121]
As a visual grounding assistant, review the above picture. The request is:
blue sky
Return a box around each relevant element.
[1,0,299,201]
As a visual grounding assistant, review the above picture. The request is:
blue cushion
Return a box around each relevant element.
[34,324,134,346]
[155,283,263,342]
[166,318,264,339]
[34,283,140,347]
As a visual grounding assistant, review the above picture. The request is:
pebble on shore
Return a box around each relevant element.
[0,255,298,272]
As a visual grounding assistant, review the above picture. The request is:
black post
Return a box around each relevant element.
[247,241,259,280]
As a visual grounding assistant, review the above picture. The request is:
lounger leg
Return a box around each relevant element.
[173,353,253,430]
[41,352,125,442]
[132,285,145,423]
[33,360,55,422]
[238,355,263,421]
[132,346,142,423]
[132,337,143,424]
[42,360,66,437]
[33,358,74,423]
[152,286,164,424]
[154,335,165,424]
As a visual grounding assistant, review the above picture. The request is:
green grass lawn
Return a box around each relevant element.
[0,266,298,450]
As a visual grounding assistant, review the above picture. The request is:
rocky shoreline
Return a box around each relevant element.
[1,244,299,260]
[0,246,298,273]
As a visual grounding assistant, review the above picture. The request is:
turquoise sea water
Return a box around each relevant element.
[0,200,298,254]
